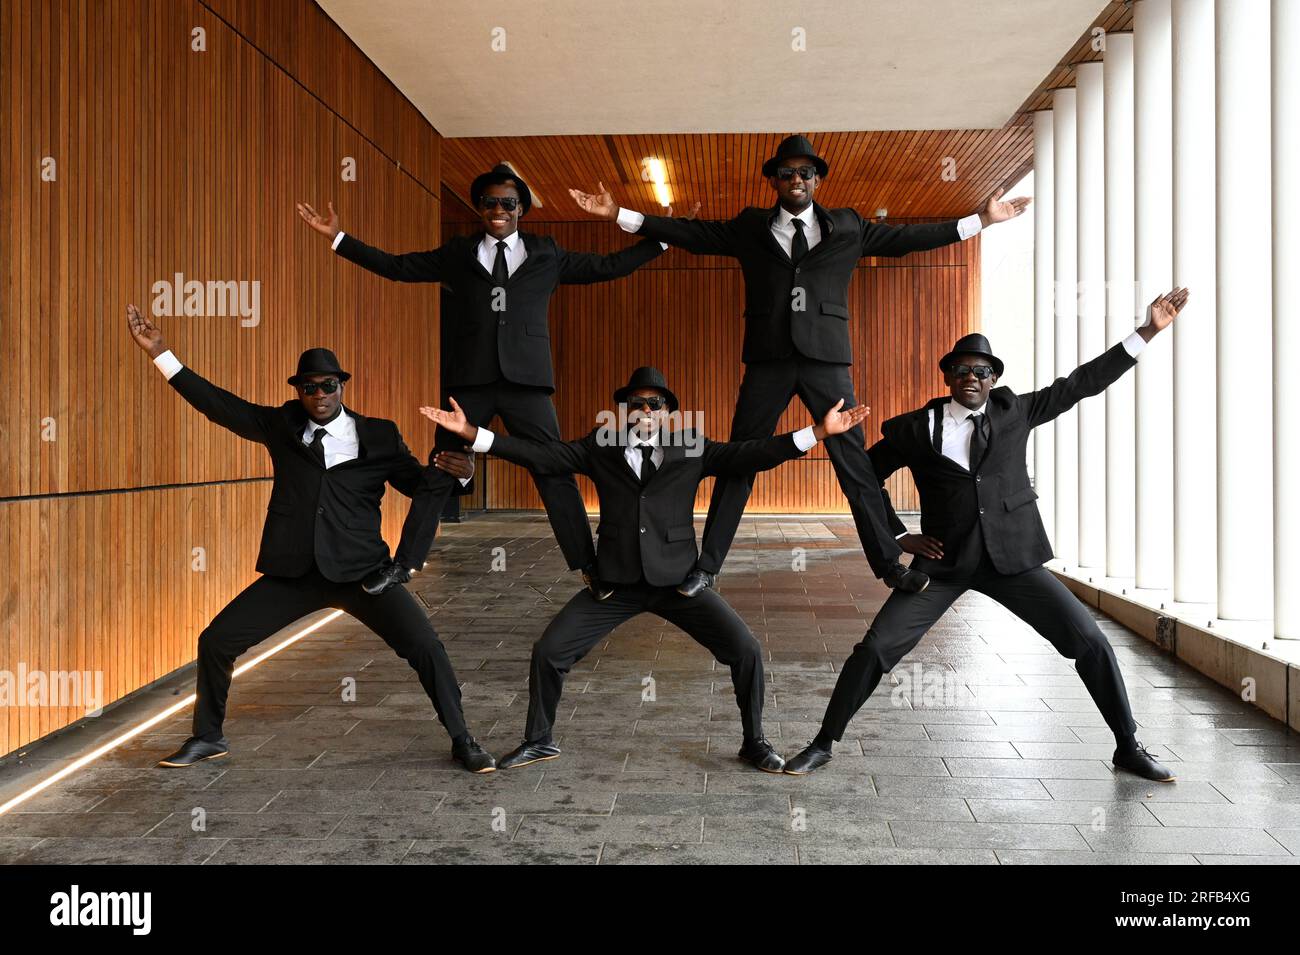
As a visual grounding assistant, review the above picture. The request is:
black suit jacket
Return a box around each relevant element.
[167,366,434,582]
[868,342,1139,577]
[486,428,808,585]
[632,203,963,365]
[335,231,664,392]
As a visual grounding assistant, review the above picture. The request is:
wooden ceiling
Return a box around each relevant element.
[440,4,1131,223]
[442,128,1034,223]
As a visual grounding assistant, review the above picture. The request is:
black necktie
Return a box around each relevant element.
[309,426,328,467]
[492,239,509,286]
[790,217,808,263]
[638,444,658,485]
[968,413,989,471]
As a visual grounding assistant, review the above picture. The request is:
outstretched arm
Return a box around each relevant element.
[556,236,666,285]
[861,188,1031,258]
[126,304,271,444]
[297,199,453,283]
[703,400,870,476]
[1022,287,1188,428]
[420,397,593,475]
[570,181,738,256]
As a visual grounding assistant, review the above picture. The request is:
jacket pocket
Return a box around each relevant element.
[1003,486,1039,511]
[525,322,550,337]
[819,302,850,320]
[665,524,695,542]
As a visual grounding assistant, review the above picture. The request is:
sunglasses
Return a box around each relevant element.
[947,364,995,380]
[775,165,818,182]
[625,396,668,411]
[480,196,520,211]
[296,378,341,395]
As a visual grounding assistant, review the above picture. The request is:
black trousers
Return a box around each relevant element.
[192,564,467,742]
[394,379,597,572]
[698,356,902,578]
[818,555,1138,742]
[524,583,766,743]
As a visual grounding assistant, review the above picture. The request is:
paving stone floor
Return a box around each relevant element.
[2,514,1298,865]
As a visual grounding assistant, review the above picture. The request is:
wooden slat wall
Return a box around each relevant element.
[441,216,979,517]
[0,0,443,757]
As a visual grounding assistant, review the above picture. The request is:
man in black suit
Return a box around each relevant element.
[298,165,666,600]
[570,136,1030,599]
[782,289,1191,782]
[421,367,869,773]
[125,304,496,773]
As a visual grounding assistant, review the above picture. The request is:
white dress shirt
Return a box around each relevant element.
[471,423,819,473]
[151,349,473,481]
[616,206,984,252]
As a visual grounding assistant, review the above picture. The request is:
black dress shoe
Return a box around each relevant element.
[783,742,833,775]
[881,560,929,594]
[499,740,562,769]
[1113,742,1176,782]
[581,565,614,601]
[451,736,497,774]
[362,560,411,596]
[157,737,230,768]
[676,569,716,598]
[738,737,785,773]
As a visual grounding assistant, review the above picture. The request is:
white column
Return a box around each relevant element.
[1216,0,1273,621]
[1133,0,1174,592]
[1104,33,1136,580]
[1172,0,1217,605]
[1053,88,1079,567]
[1076,62,1107,571]
[1276,0,1300,638]
[1033,110,1056,548]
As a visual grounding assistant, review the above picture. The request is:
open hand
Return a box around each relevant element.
[126,304,166,358]
[980,188,1032,226]
[568,182,619,220]
[296,200,340,240]
[815,398,870,439]
[419,397,472,439]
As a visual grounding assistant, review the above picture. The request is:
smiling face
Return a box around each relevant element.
[944,353,998,411]
[480,182,522,239]
[296,373,345,424]
[768,156,820,214]
[625,386,671,437]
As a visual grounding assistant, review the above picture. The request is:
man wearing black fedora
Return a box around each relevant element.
[421,366,869,773]
[125,304,496,773]
[298,165,667,602]
[782,289,1190,782]
[570,135,1030,599]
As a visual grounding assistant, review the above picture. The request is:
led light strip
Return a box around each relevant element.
[0,610,345,816]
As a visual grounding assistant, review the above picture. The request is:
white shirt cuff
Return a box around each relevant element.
[458,476,471,487]
[616,208,645,234]
[793,426,817,452]
[956,214,983,241]
[1121,331,1147,359]
[470,426,495,453]
[153,349,183,380]
[895,531,908,539]
[331,230,346,251]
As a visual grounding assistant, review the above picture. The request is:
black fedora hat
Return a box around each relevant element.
[287,347,351,386]
[469,163,533,215]
[613,366,679,413]
[761,134,829,179]
[939,333,1004,378]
